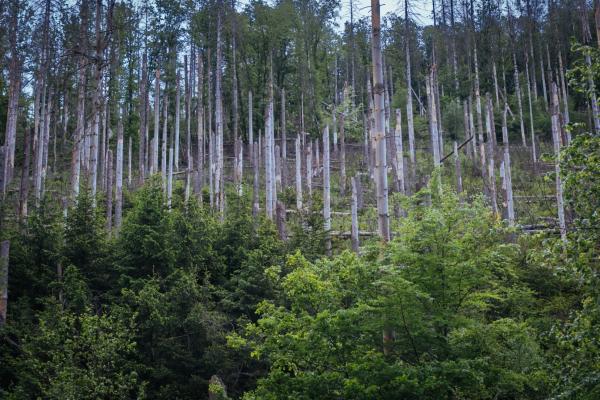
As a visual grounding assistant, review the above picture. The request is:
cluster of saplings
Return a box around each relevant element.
[0,130,599,399]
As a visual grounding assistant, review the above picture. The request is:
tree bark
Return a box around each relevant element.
[323,126,332,256]
[551,83,567,241]
[115,115,124,233]
[0,240,10,326]
[371,0,390,242]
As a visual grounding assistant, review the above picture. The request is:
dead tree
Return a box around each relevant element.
[0,240,10,326]
[323,126,332,256]
[501,104,515,226]
[295,135,303,210]
[351,176,359,252]
[551,83,567,241]
[371,0,391,242]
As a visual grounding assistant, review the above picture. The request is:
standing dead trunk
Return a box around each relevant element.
[501,104,515,226]
[371,0,390,242]
[306,141,312,198]
[339,86,347,196]
[0,240,10,326]
[558,52,570,126]
[128,136,132,187]
[351,176,359,253]
[427,72,441,168]
[252,141,259,218]
[281,89,287,188]
[162,97,169,189]
[323,126,332,256]
[115,116,124,233]
[485,96,498,216]
[493,62,501,110]
[2,4,21,196]
[525,55,537,164]
[513,53,527,146]
[197,53,204,194]
[19,127,32,218]
[139,53,148,183]
[551,83,567,241]
[152,69,160,175]
[265,86,274,219]
[462,101,473,160]
[453,141,463,194]
[295,135,302,210]
[248,91,253,157]
[175,71,181,170]
[167,147,174,208]
[215,10,225,215]
[405,0,416,189]
[106,150,113,234]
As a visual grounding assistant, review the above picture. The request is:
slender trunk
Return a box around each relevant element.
[351,176,359,252]
[19,127,32,218]
[371,0,390,242]
[175,71,181,170]
[394,109,405,194]
[486,96,498,216]
[453,141,463,194]
[0,241,10,326]
[295,135,302,210]
[323,126,332,256]
[215,10,225,215]
[281,89,287,188]
[501,104,515,226]
[525,55,538,163]
[153,69,160,174]
[253,141,259,217]
[139,54,148,183]
[551,83,567,241]
[115,116,124,233]
[513,53,527,146]
[106,150,113,234]
[427,72,441,168]
[167,147,173,208]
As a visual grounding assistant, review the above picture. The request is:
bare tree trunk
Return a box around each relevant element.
[162,97,169,189]
[493,62,500,110]
[139,53,148,183]
[19,127,32,219]
[128,136,132,187]
[339,87,347,196]
[371,0,390,242]
[405,0,416,189]
[551,83,567,242]
[463,100,473,159]
[106,150,113,235]
[0,240,10,326]
[281,89,287,188]
[395,109,405,194]
[453,141,463,194]
[215,9,225,215]
[197,53,204,195]
[175,71,181,170]
[540,50,548,108]
[558,52,570,126]
[152,69,160,174]
[323,126,332,256]
[501,103,515,226]
[167,147,173,208]
[427,72,441,168]
[525,55,538,164]
[351,176,359,252]
[513,53,527,146]
[2,1,21,196]
[248,91,253,157]
[265,84,274,219]
[71,0,89,202]
[253,141,259,217]
[115,116,124,233]
[306,141,312,198]
[485,96,498,216]
[295,135,302,210]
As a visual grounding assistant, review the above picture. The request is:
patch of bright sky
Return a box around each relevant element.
[337,0,434,28]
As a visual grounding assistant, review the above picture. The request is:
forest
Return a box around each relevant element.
[0,0,599,398]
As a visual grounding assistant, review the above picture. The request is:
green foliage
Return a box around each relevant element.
[237,189,549,399]
[6,307,143,400]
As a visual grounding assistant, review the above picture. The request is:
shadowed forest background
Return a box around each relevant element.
[1,0,600,398]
